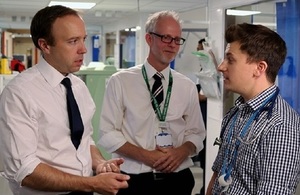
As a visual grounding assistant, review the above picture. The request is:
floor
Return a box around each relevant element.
[191,165,204,195]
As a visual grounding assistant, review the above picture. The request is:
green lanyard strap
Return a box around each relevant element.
[142,65,173,121]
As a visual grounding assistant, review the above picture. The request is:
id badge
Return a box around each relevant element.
[155,132,173,148]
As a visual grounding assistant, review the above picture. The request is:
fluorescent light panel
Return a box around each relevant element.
[226,9,261,16]
[49,1,96,9]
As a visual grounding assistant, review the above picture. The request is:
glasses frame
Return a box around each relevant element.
[149,32,185,45]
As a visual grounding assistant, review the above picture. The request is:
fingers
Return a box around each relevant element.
[107,158,124,166]
[162,164,175,173]
[97,162,120,174]
[154,161,175,173]
[115,158,125,166]
[94,173,130,194]
[106,163,112,172]
[152,155,168,167]
[114,173,130,189]
[153,155,179,173]
[103,163,120,173]
[110,163,120,173]
[116,173,130,181]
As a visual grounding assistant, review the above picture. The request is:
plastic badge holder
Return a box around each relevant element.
[192,50,221,99]
[195,71,221,99]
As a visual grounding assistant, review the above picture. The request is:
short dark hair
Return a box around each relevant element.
[30,5,79,50]
[225,23,287,83]
[198,39,205,44]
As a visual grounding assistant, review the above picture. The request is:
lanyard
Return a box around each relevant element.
[220,89,278,181]
[142,65,173,122]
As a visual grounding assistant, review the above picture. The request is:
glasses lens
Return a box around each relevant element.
[175,38,183,45]
[161,35,172,43]
[153,33,185,45]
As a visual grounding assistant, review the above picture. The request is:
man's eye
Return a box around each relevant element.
[69,39,78,44]
[226,57,234,64]
[163,36,171,40]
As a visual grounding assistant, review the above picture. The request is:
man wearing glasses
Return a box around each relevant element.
[99,10,206,195]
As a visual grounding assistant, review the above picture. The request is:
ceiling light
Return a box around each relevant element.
[48,1,96,9]
[226,9,261,16]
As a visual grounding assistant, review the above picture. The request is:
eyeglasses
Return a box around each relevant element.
[149,32,185,45]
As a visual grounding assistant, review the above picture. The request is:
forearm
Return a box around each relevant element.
[90,145,106,172]
[180,141,196,157]
[22,163,93,192]
[206,171,218,195]
[116,142,148,163]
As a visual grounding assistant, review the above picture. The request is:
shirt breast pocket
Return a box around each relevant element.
[236,139,259,171]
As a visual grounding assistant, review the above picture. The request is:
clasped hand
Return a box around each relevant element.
[96,158,124,174]
[152,146,187,173]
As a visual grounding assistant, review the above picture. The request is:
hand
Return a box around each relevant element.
[139,148,166,168]
[92,172,130,195]
[96,158,124,174]
[152,146,186,173]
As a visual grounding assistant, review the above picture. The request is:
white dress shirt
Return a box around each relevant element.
[0,57,96,195]
[99,60,206,174]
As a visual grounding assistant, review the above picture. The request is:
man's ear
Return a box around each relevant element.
[254,61,268,77]
[145,33,153,45]
[38,38,50,54]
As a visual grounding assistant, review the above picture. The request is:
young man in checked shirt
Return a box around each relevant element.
[207,23,300,195]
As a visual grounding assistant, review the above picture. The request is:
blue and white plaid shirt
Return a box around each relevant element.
[211,85,300,194]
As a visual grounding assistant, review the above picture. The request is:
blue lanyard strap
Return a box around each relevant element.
[220,88,279,181]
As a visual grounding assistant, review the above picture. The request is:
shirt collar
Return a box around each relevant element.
[235,85,278,111]
[36,56,70,88]
[144,60,170,82]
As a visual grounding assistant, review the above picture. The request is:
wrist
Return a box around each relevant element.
[93,159,106,172]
